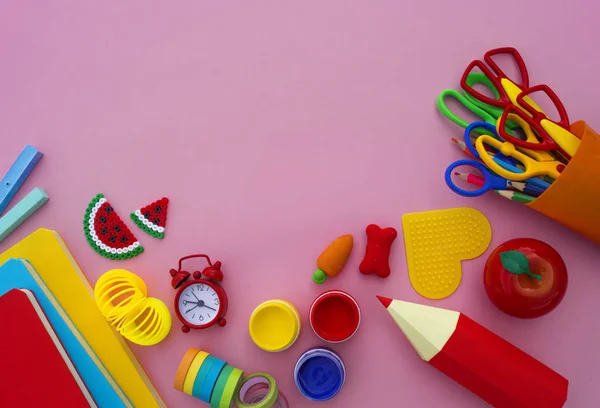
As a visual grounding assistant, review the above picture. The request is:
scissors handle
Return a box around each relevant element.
[461,72,506,119]
[517,84,570,126]
[476,136,565,181]
[463,122,501,158]
[495,113,557,163]
[484,47,530,90]
[436,89,497,129]
[461,60,508,108]
[497,106,559,151]
[461,47,530,109]
[445,159,508,197]
[516,85,581,157]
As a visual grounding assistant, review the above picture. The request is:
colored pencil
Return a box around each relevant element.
[454,172,484,187]
[451,138,476,158]
[506,181,545,197]
[377,297,568,408]
[494,189,536,204]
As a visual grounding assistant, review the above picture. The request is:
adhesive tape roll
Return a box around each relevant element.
[235,373,278,408]
[183,351,209,395]
[199,357,227,402]
[217,367,243,408]
[209,365,234,408]
[174,348,200,391]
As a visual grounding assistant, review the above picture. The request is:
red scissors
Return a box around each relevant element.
[460,47,532,109]
[461,47,580,158]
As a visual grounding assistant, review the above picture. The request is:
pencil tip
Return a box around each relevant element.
[376,295,392,308]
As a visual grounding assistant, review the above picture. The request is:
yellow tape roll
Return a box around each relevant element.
[183,351,209,395]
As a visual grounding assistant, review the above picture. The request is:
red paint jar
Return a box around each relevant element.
[309,290,360,343]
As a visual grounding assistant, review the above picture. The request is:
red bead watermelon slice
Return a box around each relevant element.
[84,194,144,260]
[130,197,169,239]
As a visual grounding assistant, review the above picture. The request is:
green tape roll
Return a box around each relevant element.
[218,367,243,408]
[210,365,234,408]
[235,373,278,408]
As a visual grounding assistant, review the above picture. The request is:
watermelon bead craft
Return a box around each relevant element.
[130,197,169,239]
[84,194,144,260]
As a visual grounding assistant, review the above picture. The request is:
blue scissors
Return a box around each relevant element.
[445,159,511,197]
[463,122,552,191]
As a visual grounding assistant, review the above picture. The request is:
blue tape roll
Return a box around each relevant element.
[192,356,215,399]
[199,357,227,402]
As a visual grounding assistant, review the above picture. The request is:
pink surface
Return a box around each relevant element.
[1,2,599,407]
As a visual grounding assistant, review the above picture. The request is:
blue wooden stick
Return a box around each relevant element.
[0,145,43,216]
[0,187,48,243]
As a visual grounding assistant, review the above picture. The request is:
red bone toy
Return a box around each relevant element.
[359,224,398,278]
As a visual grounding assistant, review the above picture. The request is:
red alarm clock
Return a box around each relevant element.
[169,254,228,333]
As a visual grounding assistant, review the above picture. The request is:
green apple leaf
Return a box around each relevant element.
[499,250,542,280]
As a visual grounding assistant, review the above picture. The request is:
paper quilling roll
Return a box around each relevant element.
[526,120,600,245]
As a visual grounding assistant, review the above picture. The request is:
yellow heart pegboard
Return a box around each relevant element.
[402,207,492,300]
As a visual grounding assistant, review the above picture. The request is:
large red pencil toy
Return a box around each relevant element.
[377,296,568,408]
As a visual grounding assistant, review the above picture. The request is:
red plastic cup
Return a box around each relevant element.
[309,290,360,343]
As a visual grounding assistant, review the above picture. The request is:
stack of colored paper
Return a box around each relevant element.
[0,228,166,407]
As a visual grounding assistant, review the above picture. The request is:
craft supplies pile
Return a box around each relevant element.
[438,47,600,245]
[2,46,594,407]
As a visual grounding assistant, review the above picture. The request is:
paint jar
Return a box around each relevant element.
[249,299,301,352]
[235,373,289,408]
[309,290,360,342]
[294,348,346,401]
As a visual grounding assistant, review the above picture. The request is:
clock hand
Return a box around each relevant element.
[185,305,199,313]
[191,291,201,302]
[195,299,217,312]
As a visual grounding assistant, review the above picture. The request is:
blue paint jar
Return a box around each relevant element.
[294,348,346,401]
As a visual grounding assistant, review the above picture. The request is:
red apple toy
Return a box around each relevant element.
[484,238,568,319]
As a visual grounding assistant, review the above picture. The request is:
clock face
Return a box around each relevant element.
[177,282,222,327]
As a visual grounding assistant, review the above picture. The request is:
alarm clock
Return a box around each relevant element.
[169,254,228,333]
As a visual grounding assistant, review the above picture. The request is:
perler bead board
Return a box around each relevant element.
[401,207,492,300]
[130,197,169,239]
[84,194,144,260]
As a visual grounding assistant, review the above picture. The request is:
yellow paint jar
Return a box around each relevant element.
[249,299,301,352]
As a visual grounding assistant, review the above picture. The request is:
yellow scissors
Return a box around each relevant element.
[476,135,566,181]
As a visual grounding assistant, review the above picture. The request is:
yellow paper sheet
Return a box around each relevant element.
[0,228,166,408]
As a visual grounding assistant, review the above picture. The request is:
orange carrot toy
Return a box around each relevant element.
[312,234,354,284]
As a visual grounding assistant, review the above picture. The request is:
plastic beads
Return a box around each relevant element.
[94,269,171,346]
[130,197,169,239]
[84,194,144,260]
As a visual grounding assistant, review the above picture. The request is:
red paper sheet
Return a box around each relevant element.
[0,289,95,407]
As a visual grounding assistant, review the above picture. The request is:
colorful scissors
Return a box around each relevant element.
[463,122,552,190]
[461,48,580,158]
[496,85,581,157]
[460,47,542,111]
[437,74,554,162]
[445,159,513,197]
[476,135,566,181]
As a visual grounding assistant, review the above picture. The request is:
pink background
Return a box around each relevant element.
[1,1,599,407]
